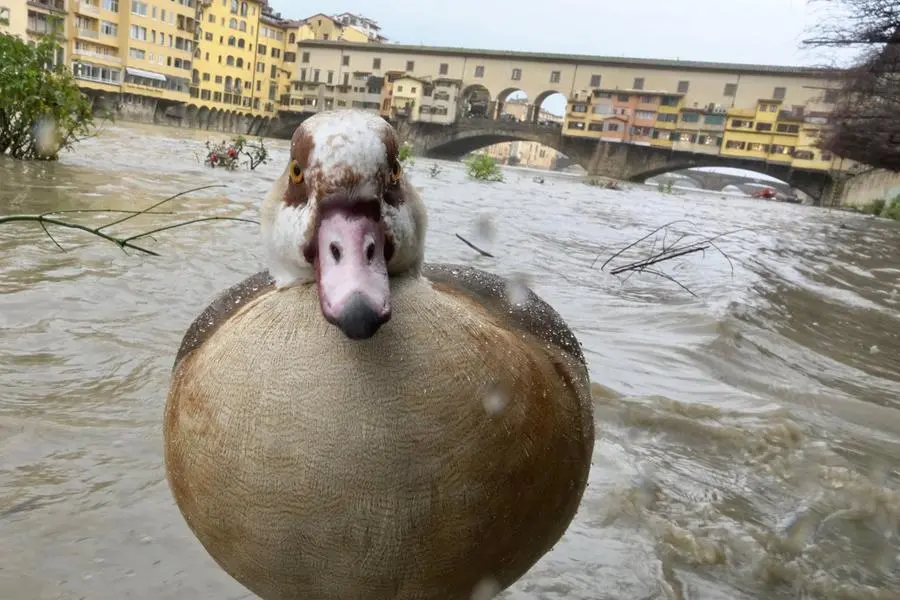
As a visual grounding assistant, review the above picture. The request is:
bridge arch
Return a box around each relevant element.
[532,90,567,124]
[461,84,492,119]
[495,88,530,122]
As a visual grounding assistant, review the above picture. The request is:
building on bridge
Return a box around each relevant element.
[287,39,852,179]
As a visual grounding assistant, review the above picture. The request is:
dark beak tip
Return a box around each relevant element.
[334,293,391,341]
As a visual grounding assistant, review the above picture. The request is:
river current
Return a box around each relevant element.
[1,123,898,599]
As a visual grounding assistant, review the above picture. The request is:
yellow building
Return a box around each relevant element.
[1,0,28,38]
[292,13,369,43]
[69,0,123,95]
[192,0,262,115]
[721,99,809,166]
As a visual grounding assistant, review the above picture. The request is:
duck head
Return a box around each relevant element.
[260,110,428,341]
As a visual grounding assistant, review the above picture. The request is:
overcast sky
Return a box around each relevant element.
[270,0,847,65]
[269,0,853,115]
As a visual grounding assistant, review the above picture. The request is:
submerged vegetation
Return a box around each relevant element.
[859,194,900,220]
[0,31,95,160]
[465,154,504,182]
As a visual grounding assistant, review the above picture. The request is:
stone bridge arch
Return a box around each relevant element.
[402,120,589,167]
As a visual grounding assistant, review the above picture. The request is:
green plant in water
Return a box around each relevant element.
[658,181,675,194]
[465,154,504,182]
[398,141,414,167]
[0,29,95,160]
[883,194,900,220]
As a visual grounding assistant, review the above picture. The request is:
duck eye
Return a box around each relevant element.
[390,159,402,184]
[289,160,304,184]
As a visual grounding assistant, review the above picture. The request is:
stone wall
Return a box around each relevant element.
[838,169,900,209]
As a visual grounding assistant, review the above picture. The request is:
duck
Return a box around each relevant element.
[164,109,595,600]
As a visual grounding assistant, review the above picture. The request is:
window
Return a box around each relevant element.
[471,65,483,77]
[271,48,280,59]
[633,77,644,90]
[570,103,587,113]
[680,112,700,123]
[567,121,585,130]
[773,86,786,100]
[373,58,381,69]
[130,24,147,40]
[236,58,243,68]
[327,70,334,84]
[258,44,266,54]
[660,96,679,106]
[776,123,799,134]
[725,140,746,150]
[656,113,677,123]
[240,1,247,16]
[129,48,145,60]
[203,72,210,81]
[397,85,403,92]
[635,110,655,120]
[756,122,772,131]
[590,74,601,87]
[406,60,415,71]
[301,51,309,63]
[639,95,655,104]
[731,119,753,128]
[724,83,737,96]
[289,33,296,44]
[342,55,350,66]
[313,69,320,82]
[284,52,296,62]
[588,122,604,132]
[103,0,118,10]
[677,80,689,93]
[439,63,448,75]
[606,122,620,132]
[550,70,560,83]
[100,21,117,36]
[703,114,725,126]
[131,1,148,16]
[226,56,235,66]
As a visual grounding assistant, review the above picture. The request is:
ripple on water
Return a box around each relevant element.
[0,123,899,599]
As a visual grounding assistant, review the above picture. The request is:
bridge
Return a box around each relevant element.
[393,118,834,202]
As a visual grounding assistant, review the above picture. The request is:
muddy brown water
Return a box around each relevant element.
[1,123,898,600]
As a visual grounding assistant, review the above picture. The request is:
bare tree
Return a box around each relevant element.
[804,0,900,171]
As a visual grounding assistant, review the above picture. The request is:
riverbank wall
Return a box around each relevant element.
[837,169,900,210]
[86,91,282,139]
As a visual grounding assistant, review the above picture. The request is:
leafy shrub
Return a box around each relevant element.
[465,154,504,182]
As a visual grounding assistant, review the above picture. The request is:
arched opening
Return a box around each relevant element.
[208,108,219,130]
[288,33,296,44]
[186,104,199,128]
[197,106,210,129]
[249,115,263,135]
[531,90,566,128]
[426,133,576,173]
[237,38,245,49]
[227,36,236,47]
[644,167,804,202]
[226,55,235,66]
[495,88,529,123]
[460,84,492,120]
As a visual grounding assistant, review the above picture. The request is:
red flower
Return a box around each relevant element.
[228,147,237,158]
[210,153,218,163]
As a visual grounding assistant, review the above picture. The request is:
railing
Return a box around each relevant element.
[74,47,121,62]
[76,28,100,39]
[74,73,119,85]
[28,0,67,13]
[77,1,99,15]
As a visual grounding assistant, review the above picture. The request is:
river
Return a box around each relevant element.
[1,123,898,600]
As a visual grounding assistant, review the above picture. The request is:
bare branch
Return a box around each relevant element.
[455,233,495,258]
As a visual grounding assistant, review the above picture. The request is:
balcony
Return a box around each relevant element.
[76,1,99,15]
[73,46,120,63]
[28,0,66,13]
[77,27,100,39]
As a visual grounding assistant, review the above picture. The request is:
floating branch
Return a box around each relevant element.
[455,233,495,258]
[596,221,752,296]
[0,184,259,256]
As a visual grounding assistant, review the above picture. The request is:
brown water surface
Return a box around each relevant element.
[1,123,899,599]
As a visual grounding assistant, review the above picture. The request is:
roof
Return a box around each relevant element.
[296,40,829,77]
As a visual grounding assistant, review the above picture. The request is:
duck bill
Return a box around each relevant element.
[314,207,392,340]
